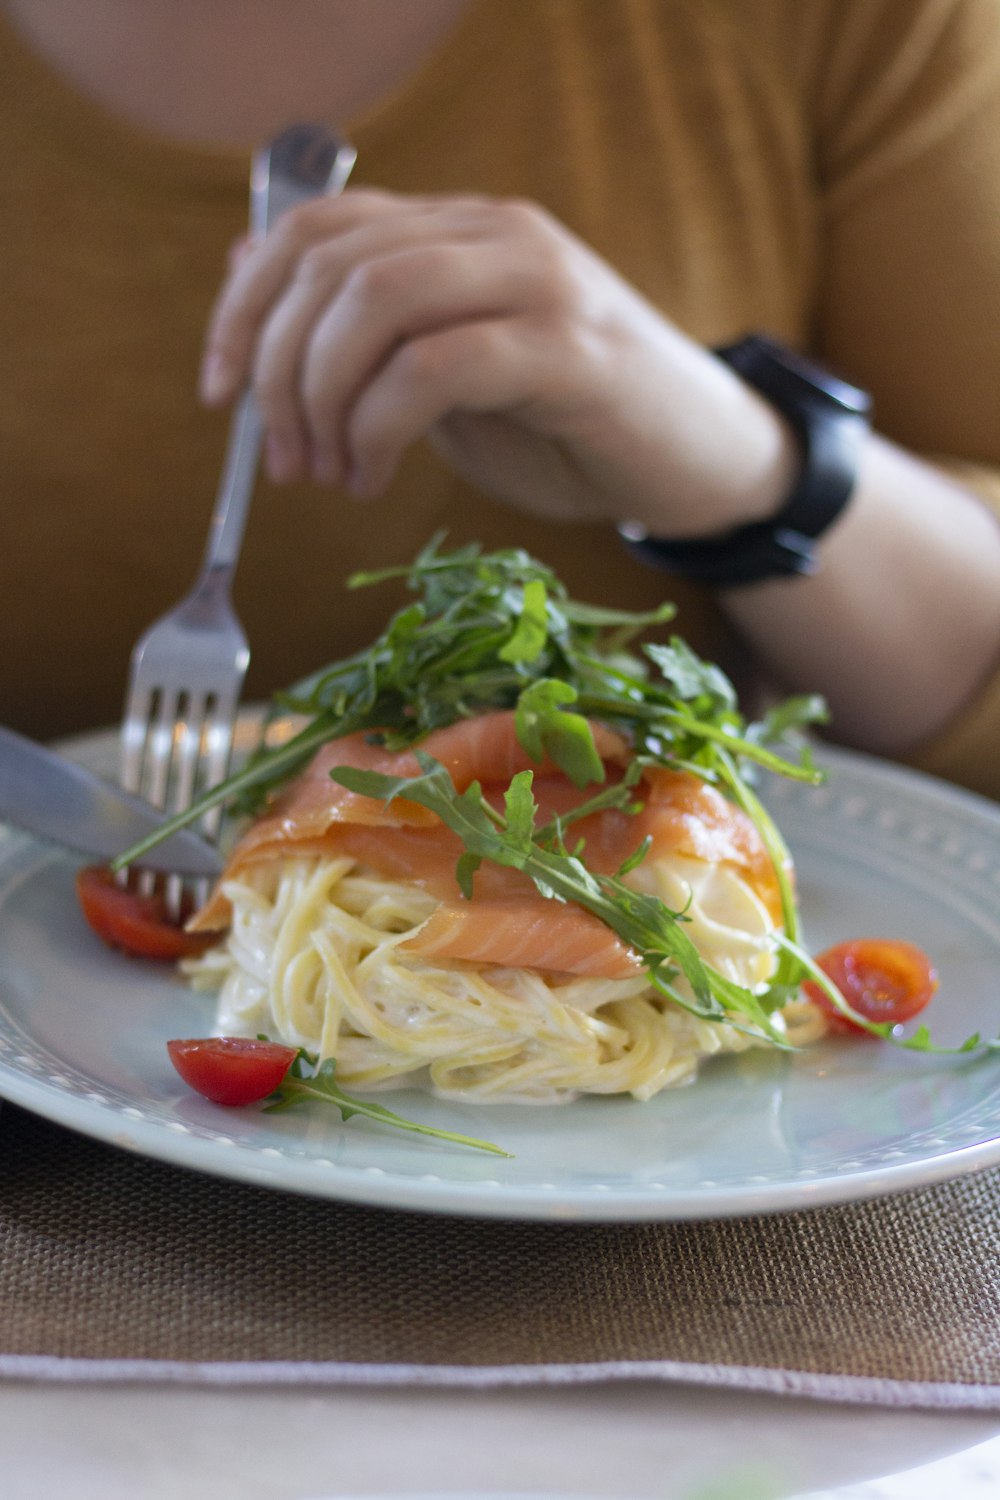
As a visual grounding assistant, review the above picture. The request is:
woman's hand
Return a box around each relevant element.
[200,189,795,533]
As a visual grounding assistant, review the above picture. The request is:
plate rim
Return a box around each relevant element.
[0,1053,998,1221]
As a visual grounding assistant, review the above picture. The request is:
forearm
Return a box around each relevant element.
[716,432,1000,754]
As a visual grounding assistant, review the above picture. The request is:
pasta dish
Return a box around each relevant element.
[90,538,946,1135]
[186,712,820,1104]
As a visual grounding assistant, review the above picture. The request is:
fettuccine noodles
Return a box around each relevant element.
[186,848,817,1104]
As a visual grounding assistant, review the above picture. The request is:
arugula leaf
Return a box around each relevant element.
[751,694,830,744]
[264,1049,511,1156]
[514,679,606,787]
[498,578,550,664]
[645,637,737,715]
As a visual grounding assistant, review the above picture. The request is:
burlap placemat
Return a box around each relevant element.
[2,1104,999,1408]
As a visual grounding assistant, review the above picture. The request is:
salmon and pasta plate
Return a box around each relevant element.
[94,538,946,1136]
[183,707,817,1104]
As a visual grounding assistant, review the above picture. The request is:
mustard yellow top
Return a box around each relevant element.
[1,0,999,796]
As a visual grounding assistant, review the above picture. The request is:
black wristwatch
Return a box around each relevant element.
[620,333,872,587]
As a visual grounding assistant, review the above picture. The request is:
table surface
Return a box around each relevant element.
[2,1382,999,1500]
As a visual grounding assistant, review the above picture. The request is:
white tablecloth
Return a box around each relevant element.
[3,1381,999,1500]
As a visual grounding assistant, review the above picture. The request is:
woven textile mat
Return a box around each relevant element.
[2,1104,999,1408]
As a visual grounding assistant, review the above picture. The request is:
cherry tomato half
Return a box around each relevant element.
[803,938,939,1036]
[76,864,216,961]
[167,1037,298,1106]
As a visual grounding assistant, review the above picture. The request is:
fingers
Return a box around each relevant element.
[198,188,599,499]
[200,191,394,403]
[292,243,538,484]
[251,231,529,483]
[247,225,465,481]
[199,189,498,406]
[344,316,538,496]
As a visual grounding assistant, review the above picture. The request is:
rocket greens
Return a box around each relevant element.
[113,532,824,863]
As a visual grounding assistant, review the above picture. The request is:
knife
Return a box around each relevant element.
[0,725,223,877]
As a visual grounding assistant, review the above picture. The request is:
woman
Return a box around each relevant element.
[2,0,999,797]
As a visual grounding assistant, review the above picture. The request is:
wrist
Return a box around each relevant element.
[621,335,872,587]
[615,334,800,538]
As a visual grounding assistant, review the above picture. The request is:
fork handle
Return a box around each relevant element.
[196,390,262,580]
[193,125,357,591]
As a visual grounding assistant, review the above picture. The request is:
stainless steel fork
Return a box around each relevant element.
[120,124,356,898]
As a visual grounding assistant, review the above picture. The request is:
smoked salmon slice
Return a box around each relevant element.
[192,711,783,974]
[402,896,645,979]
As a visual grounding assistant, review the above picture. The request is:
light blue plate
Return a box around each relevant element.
[0,733,997,1221]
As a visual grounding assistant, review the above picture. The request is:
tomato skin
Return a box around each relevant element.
[167,1037,298,1105]
[803,939,939,1036]
[76,865,215,961]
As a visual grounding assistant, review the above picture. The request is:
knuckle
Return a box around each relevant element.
[341,255,407,308]
[393,338,442,385]
[493,200,581,307]
[276,198,337,246]
[278,189,396,251]
[294,243,339,289]
[398,325,485,385]
[544,260,592,323]
[552,312,605,373]
[409,243,470,285]
[498,196,555,238]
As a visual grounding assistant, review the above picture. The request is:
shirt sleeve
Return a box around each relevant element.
[802,0,1000,797]
[811,0,1000,463]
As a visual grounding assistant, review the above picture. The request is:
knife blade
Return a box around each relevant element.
[0,725,223,877]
